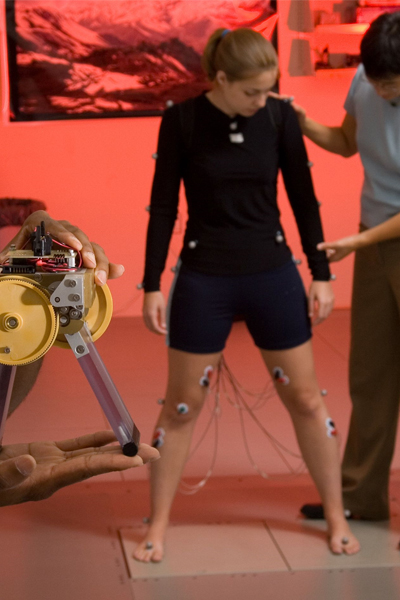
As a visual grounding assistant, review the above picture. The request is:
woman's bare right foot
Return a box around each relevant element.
[133,524,166,563]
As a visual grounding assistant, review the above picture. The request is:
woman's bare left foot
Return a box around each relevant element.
[328,519,360,555]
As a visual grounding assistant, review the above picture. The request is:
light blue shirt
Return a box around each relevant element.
[344,65,400,228]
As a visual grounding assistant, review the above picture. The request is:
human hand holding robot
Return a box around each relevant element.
[0,212,159,506]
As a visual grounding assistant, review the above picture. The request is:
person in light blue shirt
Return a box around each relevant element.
[283,11,400,521]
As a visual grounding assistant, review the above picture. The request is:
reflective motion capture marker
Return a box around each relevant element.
[177,403,189,415]
[152,427,166,448]
[273,366,290,385]
[200,365,213,387]
[229,133,244,144]
[325,417,337,438]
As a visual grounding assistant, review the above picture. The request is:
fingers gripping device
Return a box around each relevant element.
[0,222,140,456]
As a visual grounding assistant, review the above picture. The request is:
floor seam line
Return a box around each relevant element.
[263,521,293,572]
[117,528,132,580]
[313,330,349,362]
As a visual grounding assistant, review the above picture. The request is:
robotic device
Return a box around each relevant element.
[0,222,140,456]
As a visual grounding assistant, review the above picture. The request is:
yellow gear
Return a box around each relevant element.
[0,276,59,366]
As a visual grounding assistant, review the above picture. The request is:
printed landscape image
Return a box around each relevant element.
[7,0,277,119]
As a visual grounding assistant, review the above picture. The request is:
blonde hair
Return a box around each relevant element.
[202,28,278,82]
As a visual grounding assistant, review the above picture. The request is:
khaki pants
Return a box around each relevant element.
[342,234,400,519]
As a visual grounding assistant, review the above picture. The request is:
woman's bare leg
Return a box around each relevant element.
[259,340,360,555]
[133,348,222,563]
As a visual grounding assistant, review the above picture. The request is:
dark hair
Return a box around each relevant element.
[361,11,400,79]
[202,28,278,82]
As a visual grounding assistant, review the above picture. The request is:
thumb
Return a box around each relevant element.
[0,456,36,490]
[308,289,315,318]
[160,301,167,330]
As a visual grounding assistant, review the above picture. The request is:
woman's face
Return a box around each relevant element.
[216,68,278,117]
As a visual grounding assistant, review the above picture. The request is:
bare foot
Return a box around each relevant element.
[327,518,360,555]
[133,524,166,563]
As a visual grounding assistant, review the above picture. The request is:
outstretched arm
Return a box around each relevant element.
[301,112,358,158]
[318,213,400,262]
[269,92,358,157]
[0,432,159,507]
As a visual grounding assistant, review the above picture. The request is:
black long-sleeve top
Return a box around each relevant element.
[143,94,330,291]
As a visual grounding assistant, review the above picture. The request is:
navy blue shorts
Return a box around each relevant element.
[167,260,311,354]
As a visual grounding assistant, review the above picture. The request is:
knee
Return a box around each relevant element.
[284,387,322,418]
[163,391,204,427]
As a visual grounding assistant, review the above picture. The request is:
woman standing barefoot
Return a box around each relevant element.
[134,28,360,562]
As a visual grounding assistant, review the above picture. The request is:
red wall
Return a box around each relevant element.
[0,0,363,316]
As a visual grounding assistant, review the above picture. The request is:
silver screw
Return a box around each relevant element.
[54,297,60,303]
[70,309,82,320]
[71,294,81,302]
[65,279,77,287]
[4,347,11,354]
[76,345,85,355]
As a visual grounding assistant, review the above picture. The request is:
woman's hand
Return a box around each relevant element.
[308,281,335,326]
[317,236,360,262]
[268,92,307,130]
[0,210,125,286]
[143,291,168,335]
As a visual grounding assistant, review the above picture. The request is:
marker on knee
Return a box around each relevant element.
[176,403,189,415]
[273,366,290,385]
[326,418,337,437]
[200,365,213,387]
[152,427,166,448]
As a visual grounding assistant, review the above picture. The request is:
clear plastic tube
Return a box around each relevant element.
[67,324,140,456]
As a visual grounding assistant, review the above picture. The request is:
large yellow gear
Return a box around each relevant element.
[0,276,59,366]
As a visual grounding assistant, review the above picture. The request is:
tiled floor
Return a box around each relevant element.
[3,312,400,600]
